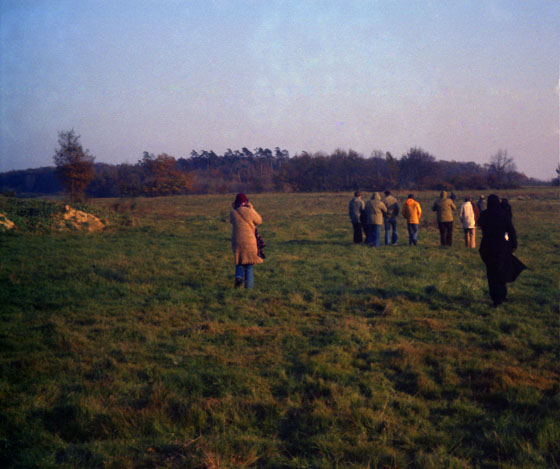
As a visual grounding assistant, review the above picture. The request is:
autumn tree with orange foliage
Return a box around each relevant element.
[53,130,95,202]
[140,152,194,196]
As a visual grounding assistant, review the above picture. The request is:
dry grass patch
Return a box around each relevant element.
[414,317,447,331]
[468,366,558,393]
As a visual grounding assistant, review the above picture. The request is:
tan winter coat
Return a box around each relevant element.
[432,191,456,223]
[230,204,263,265]
[365,192,387,225]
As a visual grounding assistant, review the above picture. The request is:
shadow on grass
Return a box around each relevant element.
[279,239,349,247]
[350,285,477,311]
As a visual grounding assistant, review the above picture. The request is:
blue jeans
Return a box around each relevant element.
[367,224,382,247]
[407,223,419,245]
[384,218,398,245]
[235,264,254,289]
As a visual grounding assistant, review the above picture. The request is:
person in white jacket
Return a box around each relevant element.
[460,196,476,248]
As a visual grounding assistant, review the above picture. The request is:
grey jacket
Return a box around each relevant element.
[383,195,399,219]
[348,197,365,223]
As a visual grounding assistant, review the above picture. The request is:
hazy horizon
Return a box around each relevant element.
[1,0,558,180]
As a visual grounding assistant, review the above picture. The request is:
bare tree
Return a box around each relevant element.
[486,149,517,187]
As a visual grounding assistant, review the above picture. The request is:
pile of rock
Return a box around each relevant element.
[0,213,15,231]
[0,204,106,233]
[58,205,105,232]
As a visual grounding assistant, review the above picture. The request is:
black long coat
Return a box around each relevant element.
[478,205,525,284]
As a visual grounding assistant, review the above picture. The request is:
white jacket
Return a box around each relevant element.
[460,201,476,229]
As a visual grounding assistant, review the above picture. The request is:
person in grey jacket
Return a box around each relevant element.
[476,195,486,213]
[348,191,366,243]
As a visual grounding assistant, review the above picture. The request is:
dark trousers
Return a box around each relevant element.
[352,222,365,243]
[438,221,453,246]
[407,223,419,245]
[487,268,507,306]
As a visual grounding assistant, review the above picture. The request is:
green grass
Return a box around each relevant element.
[1,189,559,468]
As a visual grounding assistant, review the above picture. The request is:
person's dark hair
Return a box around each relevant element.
[384,190,390,196]
[465,195,472,201]
[487,194,500,210]
[354,191,361,197]
[408,194,414,199]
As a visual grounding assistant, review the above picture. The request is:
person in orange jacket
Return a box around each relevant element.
[402,194,422,246]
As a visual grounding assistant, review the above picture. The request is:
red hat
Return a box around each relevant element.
[234,193,248,206]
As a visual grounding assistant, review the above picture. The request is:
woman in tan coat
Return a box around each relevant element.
[230,193,263,288]
[364,192,387,247]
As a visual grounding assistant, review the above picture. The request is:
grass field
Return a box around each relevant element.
[1,189,559,468]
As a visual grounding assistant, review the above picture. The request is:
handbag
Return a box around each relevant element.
[255,229,266,258]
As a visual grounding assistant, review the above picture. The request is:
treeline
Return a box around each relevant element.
[0,147,545,198]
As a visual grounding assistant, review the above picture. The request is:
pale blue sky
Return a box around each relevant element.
[1,0,558,179]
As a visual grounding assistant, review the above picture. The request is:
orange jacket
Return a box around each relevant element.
[402,198,422,224]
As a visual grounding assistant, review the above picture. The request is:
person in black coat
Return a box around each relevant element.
[478,194,526,307]
[501,198,512,220]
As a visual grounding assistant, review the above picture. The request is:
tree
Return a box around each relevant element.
[554,163,560,186]
[398,147,438,188]
[139,152,194,196]
[383,151,399,188]
[87,163,119,197]
[53,130,95,201]
[116,163,145,197]
[486,149,517,188]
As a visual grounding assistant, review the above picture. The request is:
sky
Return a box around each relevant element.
[1,0,558,180]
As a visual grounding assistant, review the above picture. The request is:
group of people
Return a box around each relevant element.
[229,191,525,307]
[349,190,422,247]
[349,190,494,249]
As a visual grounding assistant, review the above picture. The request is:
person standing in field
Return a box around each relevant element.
[477,194,486,213]
[402,194,422,246]
[382,190,399,245]
[365,192,387,247]
[432,190,456,246]
[479,194,526,307]
[500,198,513,241]
[500,198,512,221]
[348,191,366,244]
[460,196,477,248]
[230,193,263,289]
